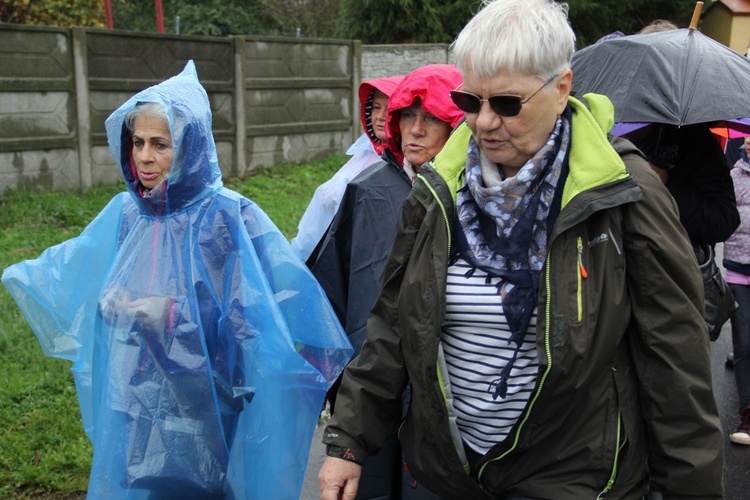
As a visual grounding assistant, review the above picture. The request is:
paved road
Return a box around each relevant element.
[301,423,326,499]
[711,323,750,500]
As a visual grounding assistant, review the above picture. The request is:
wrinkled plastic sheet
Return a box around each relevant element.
[2,61,352,499]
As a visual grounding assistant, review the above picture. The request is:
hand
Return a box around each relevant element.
[648,162,669,184]
[99,286,132,325]
[128,296,172,332]
[319,457,361,500]
[98,286,171,332]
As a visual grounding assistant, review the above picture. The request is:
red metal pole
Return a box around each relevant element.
[154,0,165,33]
[104,0,114,29]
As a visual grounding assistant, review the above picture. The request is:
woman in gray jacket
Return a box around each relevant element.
[319,1,723,498]
[724,136,750,446]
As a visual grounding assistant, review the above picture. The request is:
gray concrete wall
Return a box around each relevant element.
[360,43,451,81]
[0,23,450,197]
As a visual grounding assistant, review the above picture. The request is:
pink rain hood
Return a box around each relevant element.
[358,75,405,155]
[385,64,464,166]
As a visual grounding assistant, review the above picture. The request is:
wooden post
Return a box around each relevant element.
[689,1,704,30]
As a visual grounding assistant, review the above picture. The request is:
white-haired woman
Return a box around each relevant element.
[319,1,723,498]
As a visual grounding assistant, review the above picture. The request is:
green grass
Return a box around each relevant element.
[0,153,345,497]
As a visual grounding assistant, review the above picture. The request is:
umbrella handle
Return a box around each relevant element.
[689,1,704,30]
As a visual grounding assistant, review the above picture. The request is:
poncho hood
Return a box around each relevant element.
[358,75,405,155]
[385,64,463,166]
[105,61,222,215]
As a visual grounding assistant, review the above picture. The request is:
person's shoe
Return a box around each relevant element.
[730,407,750,445]
[727,351,734,368]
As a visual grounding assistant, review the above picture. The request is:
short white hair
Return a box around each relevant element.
[451,0,576,81]
[124,102,168,133]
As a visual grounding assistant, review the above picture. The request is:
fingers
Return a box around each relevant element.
[319,484,341,500]
[318,457,361,500]
[99,286,131,324]
[129,297,170,332]
[341,476,359,500]
[99,294,170,332]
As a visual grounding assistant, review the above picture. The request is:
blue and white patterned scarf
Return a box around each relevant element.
[453,115,569,398]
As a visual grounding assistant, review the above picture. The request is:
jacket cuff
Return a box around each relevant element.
[325,445,366,465]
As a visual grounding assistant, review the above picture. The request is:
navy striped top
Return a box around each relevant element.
[441,258,539,454]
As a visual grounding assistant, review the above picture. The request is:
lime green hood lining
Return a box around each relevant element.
[430,94,629,209]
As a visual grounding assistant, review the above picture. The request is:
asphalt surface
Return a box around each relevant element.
[711,323,750,500]
[301,423,326,499]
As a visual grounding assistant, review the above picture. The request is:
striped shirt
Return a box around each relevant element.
[441,258,539,455]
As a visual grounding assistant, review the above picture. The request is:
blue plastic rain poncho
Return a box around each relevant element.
[1,61,352,499]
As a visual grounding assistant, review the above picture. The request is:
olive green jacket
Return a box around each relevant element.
[324,95,723,500]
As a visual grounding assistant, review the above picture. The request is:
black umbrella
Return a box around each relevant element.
[571,28,750,127]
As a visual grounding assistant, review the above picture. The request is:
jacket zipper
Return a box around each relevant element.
[577,236,588,321]
[418,173,451,255]
[596,368,625,499]
[420,172,467,473]
[577,233,623,495]
[476,248,555,481]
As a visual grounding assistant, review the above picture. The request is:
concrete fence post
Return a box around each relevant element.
[72,27,92,190]
[352,39,362,140]
[233,36,247,178]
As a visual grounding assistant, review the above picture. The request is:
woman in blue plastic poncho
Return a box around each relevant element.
[1,61,352,499]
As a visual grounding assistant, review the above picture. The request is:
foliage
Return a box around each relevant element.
[109,0,342,38]
[0,0,106,27]
[0,0,710,46]
[565,0,703,47]
[0,154,342,496]
[337,0,481,44]
[111,0,279,36]
[262,0,342,39]
[336,0,705,46]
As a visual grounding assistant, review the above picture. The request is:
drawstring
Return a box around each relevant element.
[489,356,517,400]
[451,255,532,401]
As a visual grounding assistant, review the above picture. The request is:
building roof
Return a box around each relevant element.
[709,0,750,14]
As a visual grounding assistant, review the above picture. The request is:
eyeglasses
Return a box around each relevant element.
[449,73,560,117]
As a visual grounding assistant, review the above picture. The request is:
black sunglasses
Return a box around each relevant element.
[450,73,560,117]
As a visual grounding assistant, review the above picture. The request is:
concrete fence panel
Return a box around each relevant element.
[0,23,450,198]
[0,25,78,193]
[360,44,451,81]
[241,38,356,175]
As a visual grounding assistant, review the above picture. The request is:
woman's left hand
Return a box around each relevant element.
[128,296,172,332]
[99,286,171,332]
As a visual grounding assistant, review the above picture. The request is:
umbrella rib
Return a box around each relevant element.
[678,30,695,126]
